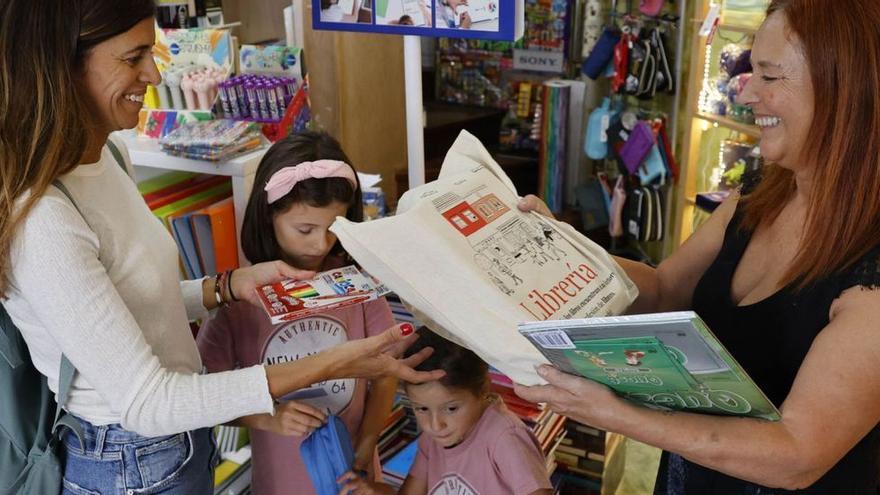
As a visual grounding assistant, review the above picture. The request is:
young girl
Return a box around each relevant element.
[197,131,399,495]
[339,328,553,495]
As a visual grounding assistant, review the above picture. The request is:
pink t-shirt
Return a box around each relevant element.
[197,294,393,495]
[410,401,552,495]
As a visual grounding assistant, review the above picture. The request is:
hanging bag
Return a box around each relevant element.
[585,97,614,160]
[582,27,622,79]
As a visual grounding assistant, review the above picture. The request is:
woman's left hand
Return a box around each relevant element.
[229,261,314,308]
[514,365,623,430]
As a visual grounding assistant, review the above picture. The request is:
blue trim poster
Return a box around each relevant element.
[312,0,524,41]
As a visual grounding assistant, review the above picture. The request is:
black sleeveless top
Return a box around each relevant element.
[654,201,880,494]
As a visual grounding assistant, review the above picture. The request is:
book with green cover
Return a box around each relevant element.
[519,311,781,420]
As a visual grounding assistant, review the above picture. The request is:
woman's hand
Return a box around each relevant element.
[265,323,444,399]
[259,400,326,436]
[337,472,394,495]
[459,11,472,28]
[514,365,624,430]
[325,323,446,383]
[229,261,314,308]
[517,195,556,219]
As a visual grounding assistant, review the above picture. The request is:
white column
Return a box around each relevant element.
[403,35,425,189]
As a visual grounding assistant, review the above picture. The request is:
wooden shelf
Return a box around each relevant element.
[694,113,761,138]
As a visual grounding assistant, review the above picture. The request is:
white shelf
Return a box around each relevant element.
[114,130,268,267]
[114,130,266,178]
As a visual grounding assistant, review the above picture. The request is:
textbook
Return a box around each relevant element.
[519,311,781,420]
[256,265,389,324]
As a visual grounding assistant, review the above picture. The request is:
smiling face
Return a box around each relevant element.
[77,17,161,135]
[738,11,814,171]
[406,381,488,449]
[272,200,349,271]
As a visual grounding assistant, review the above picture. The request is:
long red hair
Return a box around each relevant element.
[741,0,880,288]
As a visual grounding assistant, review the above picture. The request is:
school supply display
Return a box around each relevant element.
[140,27,234,137]
[216,74,300,123]
[137,173,237,278]
[300,416,356,495]
[158,120,264,161]
[519,311,781,420]
[256,265,390,324]
[331,131,639,386]
[539,80,570,213]
[437,0,570,151]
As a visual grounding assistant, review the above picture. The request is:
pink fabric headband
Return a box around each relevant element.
[264,160,357,204]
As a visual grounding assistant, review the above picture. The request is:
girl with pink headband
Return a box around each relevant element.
[198,131,398,495]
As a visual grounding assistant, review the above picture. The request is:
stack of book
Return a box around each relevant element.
[381,437,419,488]
[138,171,238,279]
[553,422,605,487]
[378,395,418,464]
[384,293,418,327]
[213,426,252,495]
[490,368,567,476]
[378,394,420,488]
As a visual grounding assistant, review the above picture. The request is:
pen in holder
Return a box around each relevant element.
[164,69,185,110]
[180,73,197,110]
[155,81,172,109]
[194,77,212,110]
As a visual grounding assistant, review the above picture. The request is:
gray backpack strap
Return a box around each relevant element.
[46,138,126,445]
[105,138,128,174]
[47,179,85,447]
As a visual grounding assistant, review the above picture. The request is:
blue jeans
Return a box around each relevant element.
[60,415,217,495]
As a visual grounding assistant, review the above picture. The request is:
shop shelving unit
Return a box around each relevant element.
[673,1,765,244]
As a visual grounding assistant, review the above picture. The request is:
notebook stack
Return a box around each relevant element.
[137,171,239,278]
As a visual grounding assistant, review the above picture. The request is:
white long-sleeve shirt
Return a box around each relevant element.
[5,138,273,436]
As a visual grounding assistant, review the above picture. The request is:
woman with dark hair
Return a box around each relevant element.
[0,2,440,493]
[517,0,880,493]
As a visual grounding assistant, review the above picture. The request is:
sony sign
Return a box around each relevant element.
[513,49,565,73]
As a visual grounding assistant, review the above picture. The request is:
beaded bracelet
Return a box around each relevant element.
[214,271,228,308]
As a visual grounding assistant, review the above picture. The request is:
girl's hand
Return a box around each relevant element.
[517,195,555,219]
[261,400,326,436]
[337,472,394,495]
[229,261,314,308]
[325,324,446,383]
[513,365,624,430]
[352,442,375,480]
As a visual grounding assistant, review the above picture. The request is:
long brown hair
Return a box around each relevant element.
[0,0,155,296]
[241,131,363,265]
[741,0,880,288]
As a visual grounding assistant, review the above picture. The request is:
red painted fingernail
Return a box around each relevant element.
[400,323,414,336]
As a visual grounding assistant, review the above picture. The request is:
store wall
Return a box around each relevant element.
[222,0,292,44]
[303,2,408,204]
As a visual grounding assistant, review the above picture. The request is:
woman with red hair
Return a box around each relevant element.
[516,0,880,493]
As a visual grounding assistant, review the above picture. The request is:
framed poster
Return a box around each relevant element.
[313,0,524,41]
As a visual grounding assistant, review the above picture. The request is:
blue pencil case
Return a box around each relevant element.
[300,415,355,495]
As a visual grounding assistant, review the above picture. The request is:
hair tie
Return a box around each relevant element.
[264,160,357,204]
